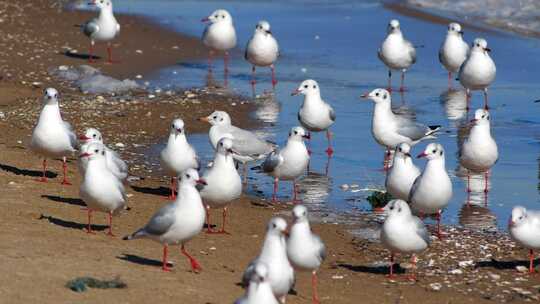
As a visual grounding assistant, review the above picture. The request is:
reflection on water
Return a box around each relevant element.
[440,88,468,121]
[254,93,281,124]
[456,165,491,194]
[458,200,497,231]
[297,171,332,209]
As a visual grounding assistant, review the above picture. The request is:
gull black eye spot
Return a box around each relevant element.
[440,151,443,156]
[94,149,98,153]
[272,223,277,229]
[383,93,387,99]
[186,174,191,179]
[214,15,218,18]
[375,92,379,97]
[432,149,436,154]
[304,85,308,89]
[213,116,217,119]
[389,206,394,210]
[398,147,402,152]
[92,134,96,138]
[313,85,316,89]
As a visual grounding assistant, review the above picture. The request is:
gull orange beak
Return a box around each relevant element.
[79,135,91,141]
[291,89,301,96]
[79,152,91,158]
[201,17,210,22]
[508,217,515,228]
[196,179,207,186]
[417,152,428,158]
[198,116,210,123]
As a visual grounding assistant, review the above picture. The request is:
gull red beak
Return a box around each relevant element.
[198,116,210,123]
[291,89,301,96]
[79,152,91,158]
[201,17,210,23]
[79,135,91,141]
[508,217,515,228]
[196,179,207,186]
[88,0,96,5]
[470,118,478,124]
[360,93,369,99]
[417,152,428,158]
[303,134,311,140]
[484,47,491,52]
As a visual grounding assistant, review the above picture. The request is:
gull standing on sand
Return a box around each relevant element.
[198,137,242,234]
[235,262,280,304]
[409,143,453,238]
[508,206,540,274]
[245,20,280,88]
[258,127,310,203]
[439,23,469,88]
[292,79,336,156]
[385,143,420,201]
[123,169,206,272]
[160,118,199,200]
[79,127,128,182]
[79,142,127,236]
[361,88,440,169]
[287,205,326,304]
[378,19,417,92]
[459,109,498,193]
[242,217,294,304]
[380,199,430,279]
[458,38,496,109]
[30,88,77,185]
[82,0,120,63]
[199,111,274,183]
[202,9,237,75]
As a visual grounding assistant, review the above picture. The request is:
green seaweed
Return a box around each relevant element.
[366,190,392,209]
[66,277,127,293]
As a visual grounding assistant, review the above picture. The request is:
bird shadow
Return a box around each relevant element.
[338,263,405,275]
[0,163,57,178]
[41,195,86,207]
[64,51,100,61]
[130,185,169,197]
[38,214,108,232]
[475,258,540,270]
[117,254,171,268]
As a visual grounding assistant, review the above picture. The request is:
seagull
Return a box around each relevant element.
[458,38,496,109]
[409,143,453,239]
[198,137,242,234]
[123,169,206,272]
[79,127,128,182]
[160,118,199,200]
[459,109,498,193]
[378,19,417,92]
[242,217,294,304]
[199,111,274,183]
[30,88,77,185]
[360,88,440,169]
[235,262,280,304]
[385,143,420,201]
[508,206,540,274]
[202,9,237,75]
[439,23,469,88]
[245,20,280,88]
[380,199,430,280]
[258,126,310,203]
[79,142,127,236]
[287,205,326,304]
[82,0,120,63]
[292,79,336,156]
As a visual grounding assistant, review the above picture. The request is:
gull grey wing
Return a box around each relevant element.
[406,40,417,65]
[438,48,444,65]
[413,216,431,245]
[314,234,327,263]
[241,259,258,287]
[328,105,336,122]
[408,175,421,203]
[377,48,383,62]
[395,116,435,141]
[261,151,282,173]
[109,149,128,173]
[82,19,99,37]
[143,203,176,236]
[63,121,78,150]
[229,126,273,156]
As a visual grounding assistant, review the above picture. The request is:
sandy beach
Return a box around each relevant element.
[0,0,539,303]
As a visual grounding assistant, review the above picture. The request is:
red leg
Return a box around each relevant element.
[224,51,230,87]
[106,211,115,237]
[272,178,279,203]
[250,65,256,86]
[271,64,277,88]
[162,245,171,272]
[37,159,47,182]
[399,71,406,92]
[218,207,230,234]
[466,170,471,193]
[181,245,202,273]
[168,177,177,200]
[436,210,443,239]
[205,205,214,233]
[383,149,391,171]
[484,171,489,193]
[208,50,214,73]
[448,71,452,89]
[529,249,535,274]
[88,42,94,63]
[407,254,417,281]
[61,157,72,185]
[307,131,312,156]
[387,253,395,279]
[243,164,248,186]
[312,270,320,304]
[483,88,489,110]
[86,209,96,234]
[325,130,334,156]
[292,180,300,204]
[466,90,471,111]
[387,70,392,92]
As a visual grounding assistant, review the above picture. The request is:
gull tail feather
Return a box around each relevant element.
[122,228,146,241]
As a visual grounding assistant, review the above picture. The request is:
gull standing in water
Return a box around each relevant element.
[198,137,242,234]
[458,38,496,109]
[199,111,274,184]
[160,119,199,200]
[79,127,128,182]
[235,262,279,304]
[242,217,294,304]
[30,88,77,185]
[287,205,326,304]
[202,9,237,76]
[378,19,417,92]
[292,79,336,156]
[79,142,127,236]
[82,0,120,63]
[123,169,206,272]
[245,20,280,88]
[258,127,310,203]
[409,143,453,239]
[361,88,440,169]
[385,143,420,201]
[380,199,430,280]
[508,206,540,274]
[459,109,498,193]
[439,22,469,88]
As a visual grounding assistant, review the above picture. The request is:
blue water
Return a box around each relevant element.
[111,0,540,230]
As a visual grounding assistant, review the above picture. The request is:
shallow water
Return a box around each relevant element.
[111,0,540,231]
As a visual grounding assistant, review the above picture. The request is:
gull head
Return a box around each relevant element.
[89,0,113,10]
[80,127,103,143]
[255,20,272,35]
[509,206,527,228]
[170,118,185,136]
[417,143,445,161]
[288,126,310,141]
[180,168,206,187]
[387,19,401,34]
[470,108,490,126]
[472,38,491,53]
[267,217,288,236]
[79,142,106,161]
[202,9,233,24]
[292,205,309,222]
[199,110,231,126]
[43,88,59,105]
[383,199,412,217]
[292,79,320,97]
[251,262,270,283]
[395,142,412,158]
[360,88,391,104]
[216,137,235,155]
[447,22,464,36]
